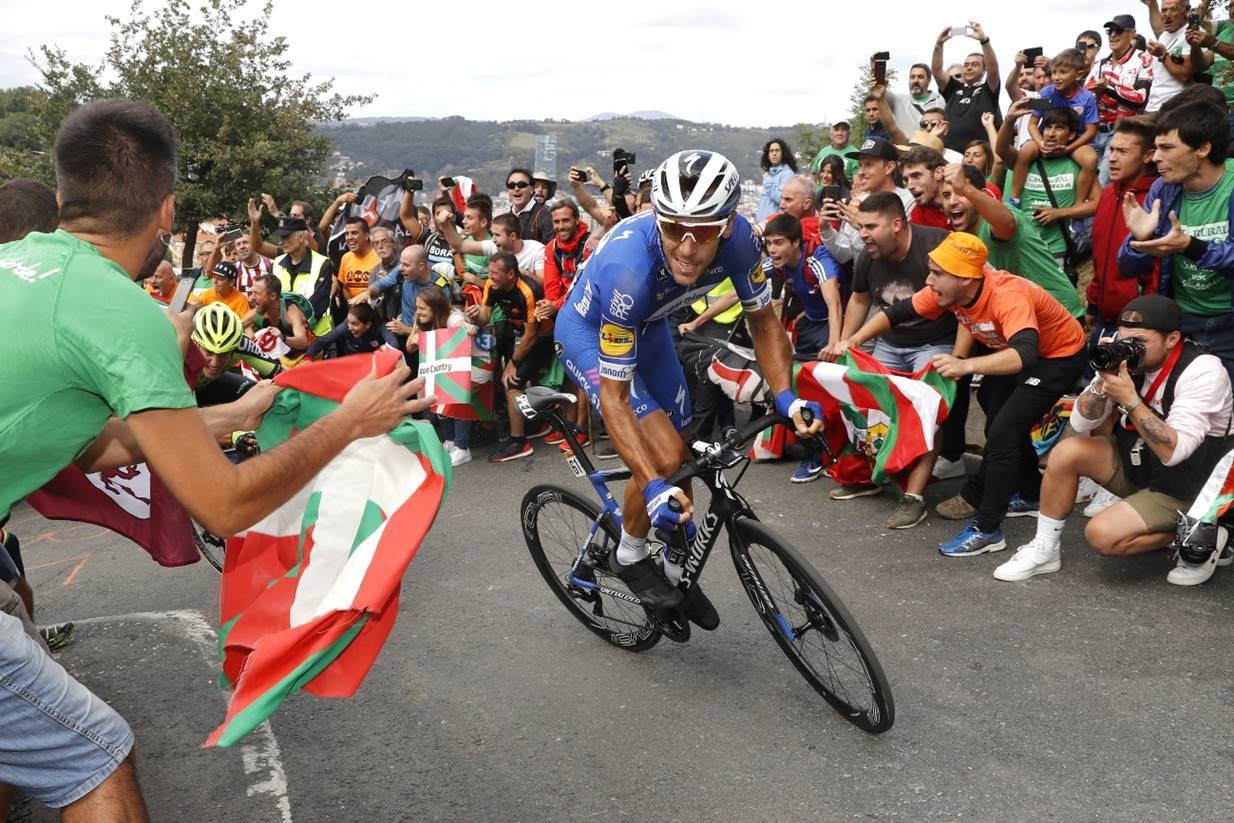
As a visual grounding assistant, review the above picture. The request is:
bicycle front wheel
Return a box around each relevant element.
[193,522,226,573]
[520,485,661,652]
[730,519,894,733]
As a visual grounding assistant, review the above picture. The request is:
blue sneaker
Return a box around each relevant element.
[790,454,823,483]
[1006,494,1040,518]
[939,521,1007,557]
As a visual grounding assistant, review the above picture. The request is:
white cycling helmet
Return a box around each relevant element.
[650,150,741,220]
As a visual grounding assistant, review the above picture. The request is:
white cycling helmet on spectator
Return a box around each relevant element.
[651,150,741,220]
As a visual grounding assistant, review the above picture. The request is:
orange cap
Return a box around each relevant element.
[928,232,988,279]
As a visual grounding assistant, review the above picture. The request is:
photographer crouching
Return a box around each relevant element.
[992,295,1234,586]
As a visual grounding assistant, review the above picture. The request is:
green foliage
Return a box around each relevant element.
[323,116,828,193]
[28,0,370,226]
[792,122,827,170]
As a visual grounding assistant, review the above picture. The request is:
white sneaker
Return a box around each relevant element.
[993,537,1061,581]
[1167,527,1230,587]
[442,440,454,452]
[932,456,966,480]
[1083,488,1120,518]
[450,447,472,467]
[1074,476,1101,505]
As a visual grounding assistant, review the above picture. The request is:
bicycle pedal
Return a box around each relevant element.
[656,609,691,643]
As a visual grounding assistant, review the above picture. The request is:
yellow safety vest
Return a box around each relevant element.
[690,278,743,325]
[274,250,332,336]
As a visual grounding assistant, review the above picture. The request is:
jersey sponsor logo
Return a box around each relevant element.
[750,267,766,285]
[609,289,635,320]
[572,282,593,318]
[598,360,635,381]
[1181,221,1229,243]
[599,323,635,357]
[0,257,61,283]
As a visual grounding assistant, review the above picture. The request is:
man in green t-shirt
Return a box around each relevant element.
[1120,99,1234,383]
[0,99,432,818]
[811,119,860,182]
[939,162,1085,317]
[996,102,1102,269]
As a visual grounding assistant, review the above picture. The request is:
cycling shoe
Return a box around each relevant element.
[606,554,684,611]
[682,585,719,631]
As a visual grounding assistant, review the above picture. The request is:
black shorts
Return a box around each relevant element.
[495,328,556,386]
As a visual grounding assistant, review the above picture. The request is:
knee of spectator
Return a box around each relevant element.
[1085,517,1139,556]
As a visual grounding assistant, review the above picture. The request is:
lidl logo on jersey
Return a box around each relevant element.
[599,323,635,356]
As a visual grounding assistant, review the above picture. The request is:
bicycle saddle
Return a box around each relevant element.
[518,385,578,419]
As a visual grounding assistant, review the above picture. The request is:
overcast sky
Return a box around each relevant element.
[0,1,1212,127]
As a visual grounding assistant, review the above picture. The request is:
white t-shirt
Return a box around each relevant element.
[821,187,917,264]
[479,238,546,278]
[1071,352,1233,466]
[1146,27,1189,112]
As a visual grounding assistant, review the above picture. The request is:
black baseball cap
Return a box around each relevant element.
[273,216,308,236]
[845,136,898,162]
[1119,295,1181,332]
[1104,14,1136,32]
[210,260,238,280]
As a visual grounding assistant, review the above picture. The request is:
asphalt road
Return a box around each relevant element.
[9,431,1234,822]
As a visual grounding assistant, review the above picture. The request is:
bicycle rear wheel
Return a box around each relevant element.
[729,519,894,733]
[521,485,661,652]
[193,522,226,573]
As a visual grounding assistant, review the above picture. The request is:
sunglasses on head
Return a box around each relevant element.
[656,215,728,245]
[506,180,531,190]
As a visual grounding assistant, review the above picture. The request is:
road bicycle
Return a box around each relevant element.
[517,386,895,733]
[191,434,260,572]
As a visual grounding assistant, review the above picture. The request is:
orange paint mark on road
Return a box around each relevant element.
[26,553,92,587]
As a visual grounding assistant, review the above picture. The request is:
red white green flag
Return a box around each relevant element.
[796,349,956,485]
[419,327,493,420]
[206,349,451,748]
[1189,447,1234,524]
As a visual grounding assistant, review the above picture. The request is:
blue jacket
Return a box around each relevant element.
[757,165,795,222]
[1117,174,1234,316]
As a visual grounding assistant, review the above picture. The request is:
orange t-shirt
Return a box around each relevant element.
[195,287,251,318]
[911,269,1084,359]
[337,248,380,299]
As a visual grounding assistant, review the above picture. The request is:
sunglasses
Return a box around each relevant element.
[506,180,531,190]
[1105,27,1125,36]
[656,215,728,245]
[920,118,944,129]
[1077,41,1099,50]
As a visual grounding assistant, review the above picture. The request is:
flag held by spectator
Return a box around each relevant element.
[26,464,199,567]
[206,349,451,748]
[417,327,473,412]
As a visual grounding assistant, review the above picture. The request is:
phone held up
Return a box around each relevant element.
[612,147,636,174]
[872,51,889,87]
[401,169,423,192]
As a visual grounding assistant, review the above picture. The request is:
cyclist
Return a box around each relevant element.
[192,302,282,407]
[555,150,821,623]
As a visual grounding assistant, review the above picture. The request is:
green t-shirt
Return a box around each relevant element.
[0,230,195,519]
[811,144,859,183]
[1175,170,1234,316]
[978,209,1084,317]
[1011,156,1080,256]
[463,233,492,279]
[1212,21,1234,108]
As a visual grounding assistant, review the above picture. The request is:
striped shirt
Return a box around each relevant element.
[1085,49,1154,124]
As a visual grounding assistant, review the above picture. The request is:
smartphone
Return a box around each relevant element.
[168,275,196,313]
[822,184,842,203]
[440,176,456,188]
[403,178,423,191]
[1028,98,1053,113]
[570,167,587,182]
[950,26,971,37]
[220,226,244,243]
[874,61,887,86]
[871,51,890,61]
[1023,46,1043,62]
[1188,12,1200,29]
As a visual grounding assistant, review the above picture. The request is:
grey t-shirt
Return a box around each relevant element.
[853,224,957,348]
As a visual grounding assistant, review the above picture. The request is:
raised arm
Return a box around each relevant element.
[945,162,1017,240]
[320,192,356,241]
[248,197,280,259]
[1143,0,1165,38]
[871,82,908,146]
[971,21,1000,92]
[932,27,952,92]
[398,185,424,243]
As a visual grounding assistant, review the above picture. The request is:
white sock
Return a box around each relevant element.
[904,493,924,502]
[616,530,648,566]
[1034,514,1066,549]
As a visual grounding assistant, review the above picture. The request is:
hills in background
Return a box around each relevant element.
[321,115,828,192]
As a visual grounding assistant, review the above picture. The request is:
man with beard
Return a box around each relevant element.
[823,192,962,524]
[0,99,429,821]
[883,61,947,138]
[231,230,271,296]
[506,167,553,244]
[900,145,951,229]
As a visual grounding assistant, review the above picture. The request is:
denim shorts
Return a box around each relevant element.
[0,612,134,808]
[872,338,955,374]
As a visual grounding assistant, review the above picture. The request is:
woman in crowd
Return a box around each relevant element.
[305,302,397,359]
[407,285,478,467]
[756,137,798,221]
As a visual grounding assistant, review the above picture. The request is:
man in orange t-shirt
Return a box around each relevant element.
[840,232,1087,557]
[332,216,381,307]
[191,260,251,318]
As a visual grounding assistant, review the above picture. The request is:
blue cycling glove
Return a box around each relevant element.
[775,390,821,426]
[643,478,693,538]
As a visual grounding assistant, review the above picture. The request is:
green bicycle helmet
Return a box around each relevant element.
[192,302,244,353]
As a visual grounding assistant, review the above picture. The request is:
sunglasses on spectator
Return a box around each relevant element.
[1105,27,1125,36]
[506,180,531,190]
[920,118,944,129]
[1077,41,1099,50]
[656,215,728,245]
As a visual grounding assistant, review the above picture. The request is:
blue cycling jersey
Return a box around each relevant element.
[766,246,841,323]
[562,210,770,381]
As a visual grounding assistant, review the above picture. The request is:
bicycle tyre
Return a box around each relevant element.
[192,522,226,573]
[729,518,894,733]
[521,484,661,652]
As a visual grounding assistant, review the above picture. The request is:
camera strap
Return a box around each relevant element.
[1122,343,1185,430]
[1033,159,1080,265]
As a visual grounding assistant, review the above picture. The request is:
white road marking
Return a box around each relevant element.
[73,609,294,823]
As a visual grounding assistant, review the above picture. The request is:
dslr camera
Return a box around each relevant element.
[613,148,636,173]
[1089,337,1147,372]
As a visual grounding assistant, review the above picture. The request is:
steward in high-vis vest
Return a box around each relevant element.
[271,216,334,336]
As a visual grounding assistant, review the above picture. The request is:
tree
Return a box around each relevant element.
[29,0,372,228]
